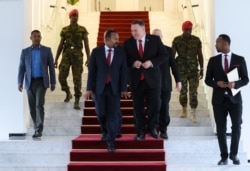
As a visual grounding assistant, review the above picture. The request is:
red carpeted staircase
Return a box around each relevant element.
[67,12,166,171]
[96,11,150,46]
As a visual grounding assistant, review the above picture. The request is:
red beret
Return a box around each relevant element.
[182,21,193,30]
[69,9,78,17]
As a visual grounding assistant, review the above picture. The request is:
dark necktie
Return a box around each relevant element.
[224,54,228,73]
[138,40,144,57]
[138,40,144,80]
[106,49,112,84]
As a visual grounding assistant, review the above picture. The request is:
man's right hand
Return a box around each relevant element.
[54,60,58,68]
[84,91,93,100]
[217,81,228,88]
[133,60,142,69]
[18,85,23,92]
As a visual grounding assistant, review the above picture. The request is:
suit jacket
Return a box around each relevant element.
[123,34,167,90]
[160,45,181,91]
[86,45,127,95]
[18,45,56,90]
[205,53,249,104]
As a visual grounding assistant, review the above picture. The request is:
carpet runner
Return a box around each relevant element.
[67,98,166,171]
[68,11,166,171]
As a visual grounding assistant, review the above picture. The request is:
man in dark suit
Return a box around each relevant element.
[123,20,167,141]
[18,30,56,139]
[85,29,130,152]
[152,29,182,139]
[205,34,249,165]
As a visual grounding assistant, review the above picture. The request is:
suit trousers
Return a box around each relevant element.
[159,90,171,132]
[27,78,47,133]
[95,84,121,147]
[132,80,161,134]
[213,97,242,159]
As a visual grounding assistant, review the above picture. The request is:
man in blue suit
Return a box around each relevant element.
[18,30,56,139]
[205,34,249,165]
[85,29,130,152]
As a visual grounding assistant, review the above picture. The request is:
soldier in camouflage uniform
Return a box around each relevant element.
[54,9,90,110]
[172,21,204,123]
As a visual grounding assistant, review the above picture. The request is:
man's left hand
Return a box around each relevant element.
[85,60,89,66]
[121,92,131,99]
[142,60,153,69]
[199,70,204,79]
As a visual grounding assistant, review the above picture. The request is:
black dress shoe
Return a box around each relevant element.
[32,131,42,139]
[150,129,159,139]
[107,146,115,153]
[116,134,122,138]
[230,156,240,165]
[217,158,228,165]
[160,132,168,139]
[100,134,106,141]
[134,134,145,141]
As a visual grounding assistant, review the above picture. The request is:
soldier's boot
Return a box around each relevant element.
[179,106,187,118]
[74,97,80,110]
[190,108,198,123]
[64,90,72,102]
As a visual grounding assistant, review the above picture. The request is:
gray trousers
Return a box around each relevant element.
[27,78,46,133]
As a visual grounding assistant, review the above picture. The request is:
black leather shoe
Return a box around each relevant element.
[230,156,240,165]
[107,146,115,153]
[217,158,228,165]
[134,134,145,141]
[32,131,42,139]
[100,134,106,141]
[150,129,159,139]
[116,134,122,138]
[160,132,168,139]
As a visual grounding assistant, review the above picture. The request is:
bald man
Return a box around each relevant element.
[152,29,181,139]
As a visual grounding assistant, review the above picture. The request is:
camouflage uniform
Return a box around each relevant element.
[172,35,201,108]
[59,24,88,98]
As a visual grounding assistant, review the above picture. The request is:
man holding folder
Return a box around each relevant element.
[205,34,249,165]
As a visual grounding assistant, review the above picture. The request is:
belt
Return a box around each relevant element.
[32,77,43,80]
[65,46,82,50]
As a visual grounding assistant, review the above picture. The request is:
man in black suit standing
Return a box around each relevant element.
[85,29,130,152]
[123,20,167,140]
[152,29,182,139]
[205,34,249,165]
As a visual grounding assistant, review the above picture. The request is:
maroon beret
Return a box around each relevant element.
[69,9,78,17]
[182,21,193,30]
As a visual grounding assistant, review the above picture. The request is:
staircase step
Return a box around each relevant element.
[1,136,73,153]
[167,165,250,171]
[0,153,69,165]
[70,149,165,161]
[82,115,211,126]
[68,161,166,171]
[72,134,163,149]
[27,126,81,136]
[83,107,210,116]
[82,115,134,125]
[168,126,214,136]
[81,124,135,134]
[164,136,244,153]
[100,11,150,16]
[166,152,248,165]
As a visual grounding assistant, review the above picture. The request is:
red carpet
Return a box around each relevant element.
[68,11,166,171]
